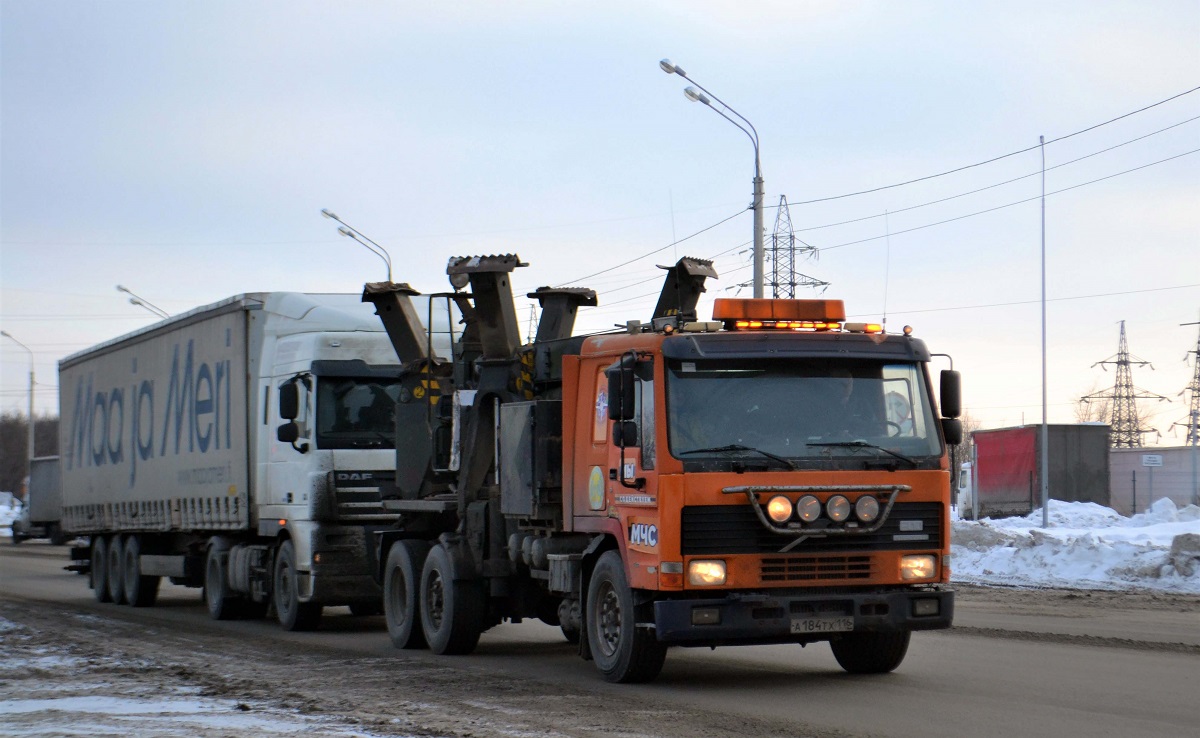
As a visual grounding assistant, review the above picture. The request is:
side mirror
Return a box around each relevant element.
[277,422,308,453]
[942,418,963,446]
[940,370,962,419]
[278,381,300,420]
[612,420,639,448]
[606,355,636,421]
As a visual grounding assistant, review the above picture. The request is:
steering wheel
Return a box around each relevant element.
[886,420,903,438]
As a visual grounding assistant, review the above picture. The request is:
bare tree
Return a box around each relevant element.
[0,411,59,495]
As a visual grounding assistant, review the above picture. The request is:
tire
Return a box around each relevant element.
[205,545,242,620]
[419,543,484,655]
[586,551,667,683]
[561,624,581,644]
[274,539,323,631]
[92,536,112,603]
[830,630,911,674]
[106,535,127,604]
[121,535,161,608]
[384,539,429,649]
[49,524,69,546]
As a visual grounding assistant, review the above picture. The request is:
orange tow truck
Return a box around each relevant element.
[366,254,961,682]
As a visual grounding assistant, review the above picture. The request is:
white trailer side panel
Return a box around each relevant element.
[59,307,251,534]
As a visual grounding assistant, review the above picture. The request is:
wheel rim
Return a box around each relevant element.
[278,561,294,615]
[425,570,445,631]
[206,557,221,608]
[595,580,621,658]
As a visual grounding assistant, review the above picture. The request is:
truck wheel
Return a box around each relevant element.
[206,546,242,620]
[384,539,429,649]
[107,535,127,604]
[586,551,667,683]
[419,543,483,655]
[49,524,69,546]
[121,535,161,608]
[830,631,911,674]
[274,539,322,631]
[92,536,112,603]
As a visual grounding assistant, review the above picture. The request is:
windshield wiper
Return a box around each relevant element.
[677,444,797,470]
[806,440,916,467]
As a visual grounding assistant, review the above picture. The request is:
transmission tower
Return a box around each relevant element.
[1081,320,1168,447]
[768,195,828,298]
[1172,317,1200,445]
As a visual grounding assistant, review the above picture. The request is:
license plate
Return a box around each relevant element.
[790,617,854,634]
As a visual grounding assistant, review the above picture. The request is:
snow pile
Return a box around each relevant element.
[952,498,1200,593]
[0,498,19,538]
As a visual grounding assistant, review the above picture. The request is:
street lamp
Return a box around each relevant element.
[116,285,170,319]
[320,209,394,282]
[1,331,35,491]
[660,58,765,298]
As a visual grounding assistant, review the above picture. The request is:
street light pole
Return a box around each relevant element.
[1,331,35,490]
[320,209,394,282]
[659,59,764,298]
[116,285,171,319]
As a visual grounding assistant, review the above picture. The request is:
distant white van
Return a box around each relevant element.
[957,461,975,518]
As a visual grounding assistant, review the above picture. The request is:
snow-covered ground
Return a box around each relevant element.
[952,498,1200,593]
[6,496,1198,593]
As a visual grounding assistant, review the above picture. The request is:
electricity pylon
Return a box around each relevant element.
[1172,317,1200,445]
[768,195,828,298]
[1081,320,1168,448]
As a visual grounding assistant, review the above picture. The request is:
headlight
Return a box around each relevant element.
[796,495,821,522]
[766,495,793,523]
[687,560,727,586]
[826,495,851,522]
[854,495,880,523]
[900,554,937,580]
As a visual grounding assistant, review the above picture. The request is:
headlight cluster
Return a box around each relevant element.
[765,494,881,525]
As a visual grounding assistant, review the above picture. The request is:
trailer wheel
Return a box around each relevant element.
[92,536,112,603]
[830,630,911,674]
[206,546,242,620]
[107,535,127,604]
[586,551,667,683]
[384,539,429,649]
[121,535,161,608]
[49,524,69,546]
[419,543,483,655]
[274,540,323,631]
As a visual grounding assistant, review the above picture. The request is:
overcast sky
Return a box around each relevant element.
[2,1,1198,439]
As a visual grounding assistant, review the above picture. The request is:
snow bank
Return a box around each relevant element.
[0,500,19,538]
[952,498,1200,593]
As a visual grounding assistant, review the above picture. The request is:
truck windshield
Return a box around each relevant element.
[315,378,402,449]
[666,359,942,463]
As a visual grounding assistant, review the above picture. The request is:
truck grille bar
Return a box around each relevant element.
[681,502,942,555]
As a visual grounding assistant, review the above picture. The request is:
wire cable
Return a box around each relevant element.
[817,148,1200,253]
[794,115,1200,233]
[789,86,1200,206]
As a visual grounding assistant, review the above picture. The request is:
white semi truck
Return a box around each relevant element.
[59,291,444,629]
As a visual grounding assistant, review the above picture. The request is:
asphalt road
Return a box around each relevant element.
[2,540,1197,738]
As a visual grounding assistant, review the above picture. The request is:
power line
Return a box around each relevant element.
[556,208,747,287]
[794,115,1200,234]
[862,283,1200,318]
[789,85,1200,206]
[817,148,1200,253]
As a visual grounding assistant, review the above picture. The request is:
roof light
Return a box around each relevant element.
[713,298,846,323]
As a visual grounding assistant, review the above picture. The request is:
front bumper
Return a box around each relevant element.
[653,588,953,646]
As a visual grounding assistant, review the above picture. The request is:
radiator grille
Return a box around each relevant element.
[681,502,942,555]
[761,555,874,583]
